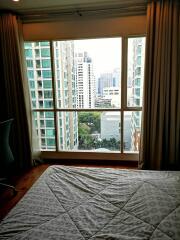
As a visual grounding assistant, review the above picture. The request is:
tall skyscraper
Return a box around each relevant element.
[98,73,113,96]
[130,38,145,151]
[98,68,120,96]
[75,52,95,108]
[112,68,121,87]
[24,41,78,151]
[54,41,78,150]
[103,87,120,108]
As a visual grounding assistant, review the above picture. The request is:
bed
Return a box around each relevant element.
[0,165,180,239]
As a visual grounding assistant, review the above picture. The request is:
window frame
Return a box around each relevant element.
[25,35,145,161]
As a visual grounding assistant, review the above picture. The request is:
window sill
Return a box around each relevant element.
[41,151,138,161]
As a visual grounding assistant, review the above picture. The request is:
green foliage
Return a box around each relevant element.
[78,112,101,133]
[78,123,90,135]
[78,135,120,151]
[100,138,120,150]
[78,112,121,151]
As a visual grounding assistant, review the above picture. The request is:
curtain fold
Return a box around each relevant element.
[139,0,180,170]
[17,18,41,161]
[0,13,36,171]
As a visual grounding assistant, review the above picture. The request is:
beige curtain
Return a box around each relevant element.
[0,13,39,171]
[17,18,41,161]
[139,0,180,170]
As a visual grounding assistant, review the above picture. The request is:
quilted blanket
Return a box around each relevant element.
[0,166,180,239]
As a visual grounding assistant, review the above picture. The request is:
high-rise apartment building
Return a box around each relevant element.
[24,37,145,154]
[75,52,95,108]
[103,87,120,108]
[98,68,120,97]
[112,68,121,88]
[24,41,78,151]
[54,41,78,150]
[101,112,120,141]
[130,38,145,151]
[98,73,113,96]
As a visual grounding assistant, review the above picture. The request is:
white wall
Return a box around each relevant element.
[23,15,146,41]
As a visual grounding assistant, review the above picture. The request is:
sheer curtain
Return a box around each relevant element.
[139,0,180,170]
[0,13,40,171]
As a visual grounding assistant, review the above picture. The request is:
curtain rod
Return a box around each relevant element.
[22,3,147,16]
[20,3,148,23]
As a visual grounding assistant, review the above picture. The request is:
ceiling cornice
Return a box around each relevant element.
[0,0,149,23]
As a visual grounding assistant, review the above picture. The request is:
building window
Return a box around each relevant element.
[24,36,145,158]
[36,60,41,68]
[25,49,32,58]
[42,59,51,68]
[27,70,34,79]
[41,48,50,57]
[35,49,40,57]
[26,60,33,68]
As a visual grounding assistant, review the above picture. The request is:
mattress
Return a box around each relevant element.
[0,165,180,240]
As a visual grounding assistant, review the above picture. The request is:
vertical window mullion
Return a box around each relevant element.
[121,37,128,153]
[50,41,59,151]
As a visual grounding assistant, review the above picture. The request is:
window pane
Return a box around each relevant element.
[45,112,54,118]
[57,111,78,150]
[40,42,50,46]
[29,81,35,89]
[31,91,36,99]
[53,38,121,109]
[100,112,120,151]
[41,48,50,57]
[42,59,51,68]
[37,70,41,78]
[25,38,145,155]
[25,49,32,58]
[44,90,52,98]
[47,138,55,146]
[57,111,120,151]
[24,41,53,109]
[46,120,54,127]
[26,60,33,68]
[43,80,52,89]
[127,37,145,107]
[42,70,52,78]
[124,111,142,152]
[27,70,34,79]
[44,101,52,108]
[24,42,32,48]
[35,49,40,57]
[33,111,55,150]
[36,60,41,68]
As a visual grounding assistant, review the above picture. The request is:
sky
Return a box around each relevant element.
[74,38,121,77]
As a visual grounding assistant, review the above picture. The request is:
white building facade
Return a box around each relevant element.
[75,52,95,109]
[130,38,145,151]
[25,41,78,151]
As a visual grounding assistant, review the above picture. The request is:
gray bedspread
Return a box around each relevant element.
[0,166,180,239]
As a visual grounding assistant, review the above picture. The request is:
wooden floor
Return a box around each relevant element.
[0,162,137,221]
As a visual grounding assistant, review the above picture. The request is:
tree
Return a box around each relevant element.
[78,112,101,133]
[100,138,120,151]
[78,123,90,136]
[78,113,121,151]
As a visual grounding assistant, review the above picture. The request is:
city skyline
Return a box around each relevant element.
[74,38,121,77]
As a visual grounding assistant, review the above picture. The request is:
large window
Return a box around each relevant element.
[24,37,145,159]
